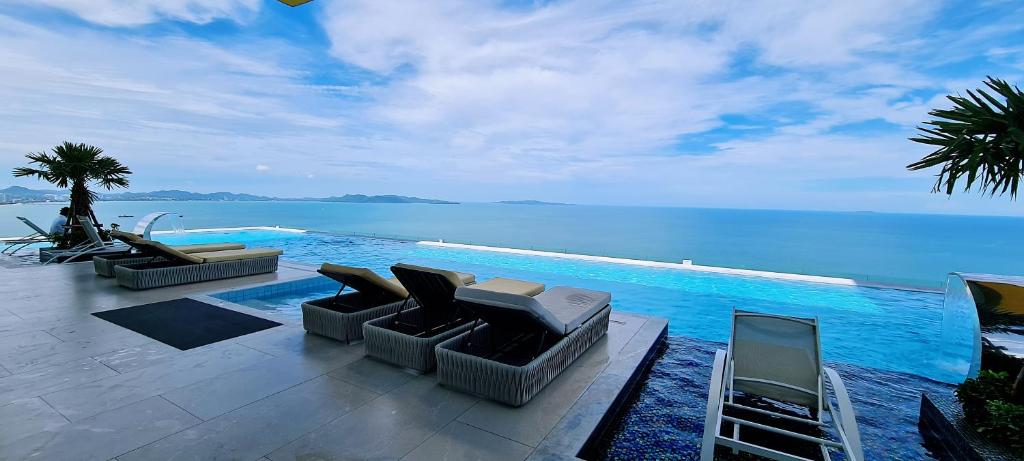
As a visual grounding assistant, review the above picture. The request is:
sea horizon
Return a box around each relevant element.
[4,200,1022,290]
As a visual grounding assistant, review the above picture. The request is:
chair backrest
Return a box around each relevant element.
[318,263,408,300]
[455,287,559,336]
[131,239,204,264]
[17,217,49,235]
[77,216,107,247]
[729,310,822,409]
[391,263,469,329]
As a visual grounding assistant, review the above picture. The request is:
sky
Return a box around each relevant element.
[0,0,1022,215]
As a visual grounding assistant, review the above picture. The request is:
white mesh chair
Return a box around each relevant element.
[701,310,863,461]
[2,217,54,254]
[42,216,126,264]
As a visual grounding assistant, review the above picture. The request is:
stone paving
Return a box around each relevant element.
[0,259,667,461]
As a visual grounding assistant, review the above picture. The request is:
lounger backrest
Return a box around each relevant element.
[730,310,822,409]
[77,216,106,246]
[455,287,562,336]
[109,229,143,244]
[391,263,468,327]
[17,217,49,235]
[318,263,408,299]
[131,239,204,264]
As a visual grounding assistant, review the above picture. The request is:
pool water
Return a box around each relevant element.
[166,230,969,384]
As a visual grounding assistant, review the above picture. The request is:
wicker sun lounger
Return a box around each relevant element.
[435,286,612,406]
[301,263,416,344]
[362,263,543,372]
[112,240,282,290]
[92,230,246,277]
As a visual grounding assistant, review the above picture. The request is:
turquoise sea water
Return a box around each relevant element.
[2,200,1023,289]
[159,230,970,383]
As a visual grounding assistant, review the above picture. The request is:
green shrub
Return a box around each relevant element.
[976,400,1024,454]
[956,370,1024,455]
[956,370,1012,423]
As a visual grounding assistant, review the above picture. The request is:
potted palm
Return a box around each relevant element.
[12,142,131,248]
[908,77,1024,455]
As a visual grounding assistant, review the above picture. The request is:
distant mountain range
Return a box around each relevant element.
[0,186,458,205]
[496,200,573,206]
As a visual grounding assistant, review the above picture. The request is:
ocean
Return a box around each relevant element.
[2,200,1022,289]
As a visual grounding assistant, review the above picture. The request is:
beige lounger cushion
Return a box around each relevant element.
[320,263,409,298]
[190,248,283,263]
[391,263,476,286]
[173,243,246,254]
[139,240,205,264]
[110,229,143,242]
[471,277,545,296]
[455,286,610,336]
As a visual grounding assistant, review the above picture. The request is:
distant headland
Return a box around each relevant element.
[0,186,458,205]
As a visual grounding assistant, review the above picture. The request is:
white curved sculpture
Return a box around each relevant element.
[131,212,176,239]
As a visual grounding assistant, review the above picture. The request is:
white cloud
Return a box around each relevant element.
[11,0,260,26]
[256,164,271,172]
[2,1,1023,215]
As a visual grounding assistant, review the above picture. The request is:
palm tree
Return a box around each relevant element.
[908,77,1024,403]
[907,76,1023,197]
[12,142,131,245]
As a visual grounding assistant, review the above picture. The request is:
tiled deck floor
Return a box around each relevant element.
[0,259,667,461]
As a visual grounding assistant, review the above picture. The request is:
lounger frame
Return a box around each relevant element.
[363,306,475,372]
[301,294,412,344]
[435,305,611,406]
[93,254,162,277]
[113,256,279,290]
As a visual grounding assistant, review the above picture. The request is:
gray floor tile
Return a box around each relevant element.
[0,396,199,461]
[161,354,335,420]
[92,342,183,373]
[0,365,9,378]
[0,330,61,351]
[0,398,69,445]
[0,329,153,374]
[327,356,417,394]
[120,376,376,461]
[402,421,533,461]
[45,317,136,342]
[42,343,272,421]
[268,376,478,461]
[0,358,118,405]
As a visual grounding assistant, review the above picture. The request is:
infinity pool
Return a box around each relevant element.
[161,229,969,384]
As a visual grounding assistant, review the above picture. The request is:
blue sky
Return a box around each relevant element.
[1,0,1023,215]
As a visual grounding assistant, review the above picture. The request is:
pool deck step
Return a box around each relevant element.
[0,258,667,461]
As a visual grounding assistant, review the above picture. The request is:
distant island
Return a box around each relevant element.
[497,200,573,206]
[0,186,458,205]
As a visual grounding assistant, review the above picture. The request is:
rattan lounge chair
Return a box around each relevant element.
[300,263,415,344]
[700,310,863,461]
[435,286,612,406]
[362,263,544,372]
[92,230,245,277]
[41,216,132,265]
[112,239,282,290]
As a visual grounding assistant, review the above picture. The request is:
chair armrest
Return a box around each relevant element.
[824,366,863,461]
[700,349,728,461]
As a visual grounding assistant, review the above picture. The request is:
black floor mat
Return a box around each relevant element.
[93,298,281,350]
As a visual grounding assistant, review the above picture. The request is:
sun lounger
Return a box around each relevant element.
[700,310,863,461]
[112,239,282,290]
[435,286,612,406]
[2,217,56,254]
[41,216,131,264]
[92,230,245,277]
[300,263,414,343]
[362,263,543,372]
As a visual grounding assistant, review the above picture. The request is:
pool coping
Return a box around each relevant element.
[418,241,943,293]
